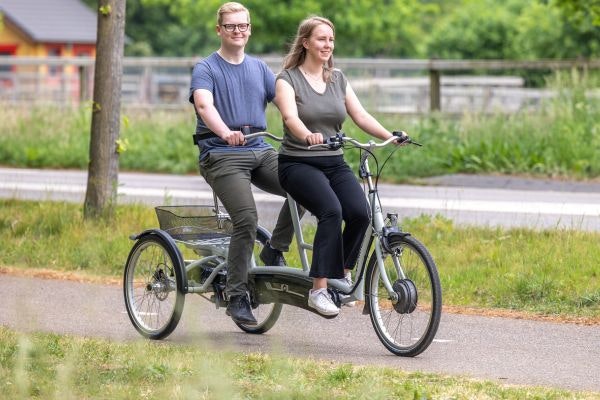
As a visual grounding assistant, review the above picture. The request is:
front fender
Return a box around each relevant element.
[381,228,410,254]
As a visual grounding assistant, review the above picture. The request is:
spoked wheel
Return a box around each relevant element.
[365,234,442,356]
[123,234,185,340]
[235,227,283,334]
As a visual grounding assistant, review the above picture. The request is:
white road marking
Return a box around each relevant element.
[2,181,600,217]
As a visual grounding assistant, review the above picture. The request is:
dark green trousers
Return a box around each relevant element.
[200,149,300,297]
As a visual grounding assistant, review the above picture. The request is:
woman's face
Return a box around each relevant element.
[303,23,334,63]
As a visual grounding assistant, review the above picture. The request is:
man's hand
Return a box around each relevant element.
[222,130,247,146]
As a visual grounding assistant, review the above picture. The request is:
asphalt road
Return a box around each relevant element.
[1,167,600,393]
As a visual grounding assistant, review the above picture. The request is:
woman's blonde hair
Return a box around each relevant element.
[217,2,250,25]
[282,16,335,82]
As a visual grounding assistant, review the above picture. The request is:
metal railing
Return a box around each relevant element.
[1,56,598,113]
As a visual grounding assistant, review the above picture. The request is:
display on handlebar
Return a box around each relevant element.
[324,132,346,150]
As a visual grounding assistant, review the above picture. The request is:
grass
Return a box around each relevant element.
[1,326,597,399]
[1,199,598,322]
[0,70,599,181]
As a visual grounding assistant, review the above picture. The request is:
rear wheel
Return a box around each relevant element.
[235,227,283,334]
[366,234,441,356]
[123,234,185,340]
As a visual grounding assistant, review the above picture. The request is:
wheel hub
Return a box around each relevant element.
[147,266,170,301]
[392,279,418,314]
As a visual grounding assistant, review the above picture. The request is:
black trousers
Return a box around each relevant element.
[278,154,370,279]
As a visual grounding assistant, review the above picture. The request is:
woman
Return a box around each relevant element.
[275,15,406,316]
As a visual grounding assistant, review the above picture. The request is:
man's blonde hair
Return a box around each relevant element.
[217,2,250,25]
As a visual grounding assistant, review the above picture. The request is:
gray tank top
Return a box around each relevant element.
[276,68,347,157]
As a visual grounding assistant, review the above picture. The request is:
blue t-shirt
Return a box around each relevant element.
[189,52,275,159]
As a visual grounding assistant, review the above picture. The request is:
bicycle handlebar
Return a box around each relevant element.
[245,131,284,142]
[244,131,422,149]
[308,131,422,150]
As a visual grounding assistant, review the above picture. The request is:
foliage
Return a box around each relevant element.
[426,0,600,61]
[426,0,519,59]
[553,0,600,25]
[84,0,600,59]
[139,0,438,57]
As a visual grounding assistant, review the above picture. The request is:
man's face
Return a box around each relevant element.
[217,11,251,49]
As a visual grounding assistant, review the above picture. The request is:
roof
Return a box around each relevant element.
[0,0,97,44]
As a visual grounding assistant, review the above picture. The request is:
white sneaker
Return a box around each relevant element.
[339,271,356,307]
[308,288,339,316]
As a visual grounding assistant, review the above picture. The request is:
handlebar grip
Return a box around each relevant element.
[392,130,422,147]
[392,130,409,142]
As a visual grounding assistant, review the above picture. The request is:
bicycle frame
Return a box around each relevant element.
[142,133,410,311]
[249,134,410,307]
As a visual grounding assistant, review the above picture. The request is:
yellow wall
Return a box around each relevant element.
[0,15,95,74]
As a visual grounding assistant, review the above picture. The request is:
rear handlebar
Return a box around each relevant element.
[245,131,283,142]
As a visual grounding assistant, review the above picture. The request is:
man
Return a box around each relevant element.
[189,2,300,325]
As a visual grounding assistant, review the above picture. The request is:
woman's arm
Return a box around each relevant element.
[345,83,394,141]
[275,79,323,145]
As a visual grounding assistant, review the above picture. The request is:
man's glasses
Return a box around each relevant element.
[221,23,250,32]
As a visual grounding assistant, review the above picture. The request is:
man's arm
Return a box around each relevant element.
[193,89,246,146]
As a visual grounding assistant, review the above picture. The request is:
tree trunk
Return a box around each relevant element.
[84,0,126,220]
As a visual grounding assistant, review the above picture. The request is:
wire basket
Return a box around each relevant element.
[155,205,233,241]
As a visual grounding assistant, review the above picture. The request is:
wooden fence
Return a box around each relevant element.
[1,56,599,113]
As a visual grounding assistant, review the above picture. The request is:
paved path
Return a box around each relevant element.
[1,274,598,393]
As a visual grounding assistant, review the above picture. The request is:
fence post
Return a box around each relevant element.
[79,65,89,103]
[429,68,441,112]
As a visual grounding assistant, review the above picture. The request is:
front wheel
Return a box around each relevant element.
[235,226,283,334]
[123,234,185,340]
[365,234,442,356]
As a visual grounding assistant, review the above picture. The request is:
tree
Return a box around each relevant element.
[83,0,126,220]
[553,0,600,25]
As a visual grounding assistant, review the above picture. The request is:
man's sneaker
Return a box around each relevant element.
[226,294,257,325]
[339,271,356,307]
[308,288,339,316]
[259,241,286,266]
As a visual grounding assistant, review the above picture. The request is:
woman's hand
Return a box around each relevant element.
[305,132,324,146]
[392,130,410,146]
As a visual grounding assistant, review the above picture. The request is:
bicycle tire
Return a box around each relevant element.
[234,227,283,334]
[123,234,185,340]
[365,233,442,356]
